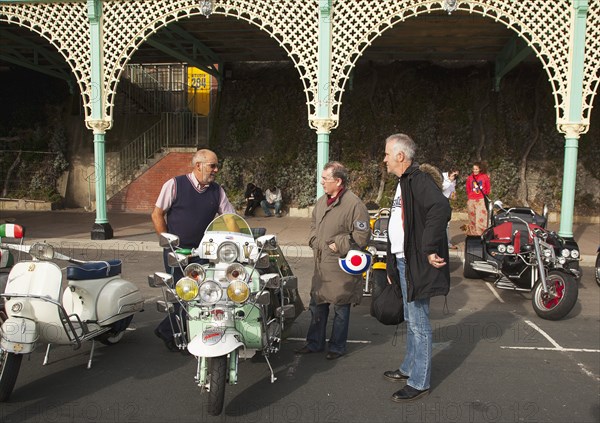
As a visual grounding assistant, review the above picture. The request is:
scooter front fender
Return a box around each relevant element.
[0,316,37,354]
[372,262,387,270]
[187,328,244,357]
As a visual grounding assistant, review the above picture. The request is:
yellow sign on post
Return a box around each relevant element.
[187,67,212,116]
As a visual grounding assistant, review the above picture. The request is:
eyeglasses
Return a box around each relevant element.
[201,162,219,169]
[320,176,337,183]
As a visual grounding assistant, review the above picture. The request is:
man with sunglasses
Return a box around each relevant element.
[151,149,235,351]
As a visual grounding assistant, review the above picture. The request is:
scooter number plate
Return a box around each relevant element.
[202,328,225,345]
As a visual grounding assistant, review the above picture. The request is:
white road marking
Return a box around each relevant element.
[500,346,600,353]
[501,319,600,382]
[524,319,562,348]
[485,282,505,303]
[287,337,371,344]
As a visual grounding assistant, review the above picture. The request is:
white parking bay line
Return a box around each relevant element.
[485,282,505,303]
[287,337,371,344]
[501,319,600,354]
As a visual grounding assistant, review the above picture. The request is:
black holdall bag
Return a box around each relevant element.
[370,281,405,325]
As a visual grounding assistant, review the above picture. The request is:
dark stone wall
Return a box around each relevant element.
[211,61,599,213]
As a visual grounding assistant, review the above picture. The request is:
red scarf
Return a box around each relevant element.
[327,188,346,206]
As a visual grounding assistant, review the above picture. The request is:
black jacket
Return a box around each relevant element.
[386,163,451,301]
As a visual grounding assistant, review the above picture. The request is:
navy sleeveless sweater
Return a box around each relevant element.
[166,175,221,248]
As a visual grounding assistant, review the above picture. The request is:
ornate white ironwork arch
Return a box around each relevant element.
[1,0,599,131]
[100,0,319,127]
[583,0,600,128]
[0,2,92,118]
[327,0,581,130]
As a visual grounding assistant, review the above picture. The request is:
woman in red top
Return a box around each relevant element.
[465,162,491,236]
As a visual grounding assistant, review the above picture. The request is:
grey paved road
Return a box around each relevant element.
[1,248,599,423]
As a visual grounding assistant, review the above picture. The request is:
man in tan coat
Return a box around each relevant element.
[296,161,371,360]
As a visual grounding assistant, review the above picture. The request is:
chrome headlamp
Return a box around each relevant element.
[227,279,250,304]
[184,263,206,281]
[506,245,515,254]
[29,242,55,260]
[217,242,239,263]
[561,249,570,258]
[175,277,199,301]
[199,280,222,304]
[570,250,579,259]
[225,263,247,282]
[497,244,506,253]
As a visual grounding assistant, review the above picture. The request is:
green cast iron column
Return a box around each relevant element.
[315,0,333,198]
[558,0,588,238]
[88,0,113,240]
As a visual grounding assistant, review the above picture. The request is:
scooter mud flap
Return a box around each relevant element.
[187,328,244,357]
[1,316,37,353]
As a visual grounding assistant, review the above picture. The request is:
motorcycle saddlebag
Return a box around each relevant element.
[67,259,122,280]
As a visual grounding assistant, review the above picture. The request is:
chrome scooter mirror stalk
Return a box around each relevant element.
[249,251,270,269]
[260,273,281,289]
[148,272,174,288]
[256,234,278,250]
[159,233,180,249]
[281,275,298,289]
[167,252,188,268]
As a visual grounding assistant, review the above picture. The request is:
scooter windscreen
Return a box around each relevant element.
[196,214,257,263]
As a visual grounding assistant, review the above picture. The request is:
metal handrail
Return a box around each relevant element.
[105,111,209,199]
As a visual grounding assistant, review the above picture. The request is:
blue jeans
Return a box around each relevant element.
[396,258,432,391]
[260,200,282,216]
[305,297,351,354]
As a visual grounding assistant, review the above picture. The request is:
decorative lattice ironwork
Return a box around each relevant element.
[330,0,575,129]
[0,2,91,119]
[1,0,599,133]
[101,0,318,128]
[583,0,600,129]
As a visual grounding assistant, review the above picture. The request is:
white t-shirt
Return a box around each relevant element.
[442,172,456,199]
[388,183,405,257]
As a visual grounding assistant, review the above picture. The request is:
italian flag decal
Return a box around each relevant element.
[0,224,24,239]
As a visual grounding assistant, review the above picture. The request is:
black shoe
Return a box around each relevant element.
[383,369,409,382]
[391,385,430,402]
[326,352,342,360]
[295,345,320,354]
[154,328,178,352]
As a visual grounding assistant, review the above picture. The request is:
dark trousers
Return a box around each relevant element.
[244,200,261,216]
[305,297,351,354]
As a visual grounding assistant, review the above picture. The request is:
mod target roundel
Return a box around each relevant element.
[338,250,372,275]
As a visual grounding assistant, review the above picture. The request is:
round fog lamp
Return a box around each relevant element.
[497,244,506,253]
[225,263,247,281]
[561,249,570,258]
[175,277,199,301]
[227,279,250,303]
[184,263,205,282]
[506,245,515,254]
[199,280,222,304]
[570,250,579,259]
